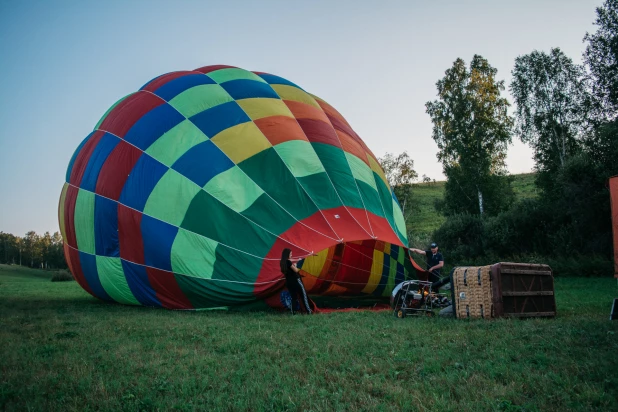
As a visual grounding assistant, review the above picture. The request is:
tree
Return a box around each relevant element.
[378,151,418,225]
[426,55,514,216]
[510,48,589,192]
[379,151,418,188]
[584,0,618,119]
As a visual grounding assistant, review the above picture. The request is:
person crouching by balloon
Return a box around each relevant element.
[280,248,312,315]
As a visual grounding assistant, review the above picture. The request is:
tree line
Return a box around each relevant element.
[386,0,618,275]
[0,231,67,269]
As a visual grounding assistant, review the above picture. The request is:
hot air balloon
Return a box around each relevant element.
[58,65,423,310]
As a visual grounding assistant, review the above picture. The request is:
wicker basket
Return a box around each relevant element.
[452,266,493,319]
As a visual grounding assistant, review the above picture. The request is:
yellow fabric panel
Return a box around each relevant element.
[237,98,294,120]
[362,249,384,294]
[368,155,390,189]
[210,122,272,164]
[58,183,68,241]
[271,85,320,109]
[384,243,391,255]
[301,248,329,277]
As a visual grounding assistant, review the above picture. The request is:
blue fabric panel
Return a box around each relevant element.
[80,133,119,191]
[395,262,405,285]
[390,245,399,261]
[171,140,234,186]
[78,251,112,301]
[122,260,162,307]
[373,253,391,297]
[119,154,167,211]
[141,214,178,272]
[66,132,93,182]
[392,189,401,207]
[220,79,279,100]
[94,195,119,257]
[124,103,184,150]
[189,101,250,138]
[256,73,303,90]
[154,74,216,101]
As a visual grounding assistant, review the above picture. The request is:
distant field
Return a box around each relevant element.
[1,264,617,411]
[406,173,538,242]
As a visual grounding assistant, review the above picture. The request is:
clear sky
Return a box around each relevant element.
[0,0,602,235]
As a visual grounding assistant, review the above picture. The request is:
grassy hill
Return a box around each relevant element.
[405,173,538,241]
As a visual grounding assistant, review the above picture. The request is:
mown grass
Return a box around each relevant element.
[1,264,617,411]
[406,173,539,241]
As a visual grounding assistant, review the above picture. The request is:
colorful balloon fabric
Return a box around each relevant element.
[59,64,418,310]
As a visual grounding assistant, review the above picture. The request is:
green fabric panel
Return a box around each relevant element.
[181,190,277,258]
[298,172,343,210]
[96,256,140,305]
[311,143,364,209]
[373,174,404,243]
[296,172,344,211]
[207,68,267,84]
[169,84,233,118]
[95,93,133,130]
[74,189,96,254]
[174,270,256,309]
[145,120,209,166]
[144,170,201,227]
[384,257,397,297]
[213,245,263,283]
[204,166,264,213]
[238,148,320,221]
[345,153,378,190]
[274,140,326,178]
[241,193,297,235]
[397,245,406,265]
[356,181,385,218]
[393,197,407,242]
[171,228,217,279]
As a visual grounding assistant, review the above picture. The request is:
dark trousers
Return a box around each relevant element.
[431,275,451,291]
[286,278,312,314]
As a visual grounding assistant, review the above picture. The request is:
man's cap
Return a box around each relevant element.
[430,243,438,248]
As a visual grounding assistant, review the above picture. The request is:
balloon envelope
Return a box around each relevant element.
[59,65,418,309]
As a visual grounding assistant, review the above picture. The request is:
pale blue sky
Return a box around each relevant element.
[0,0,601,235]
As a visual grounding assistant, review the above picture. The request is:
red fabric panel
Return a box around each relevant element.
[610,176,618,277]
[320,206,372,241]
[315,98,352,128]
[296,118,341,148]
[118,204,145,265]
[194,65,238,74]
[328,114,362,142]
[254,116,307,146]
[146,267,194,309]
[142,71,197,92]
[67,245,94,296]
[337,130,370,165]
[336,243,374,293]
[69,131,105,186]
[98,91,164,138]
[63,185,79,248]
[95,141,142,200]
[284,100,330,123]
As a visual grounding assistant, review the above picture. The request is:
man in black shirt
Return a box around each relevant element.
[410,242,444,281]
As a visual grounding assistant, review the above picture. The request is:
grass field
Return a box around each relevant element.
[1,264,617,411]
[406,173,538,241]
